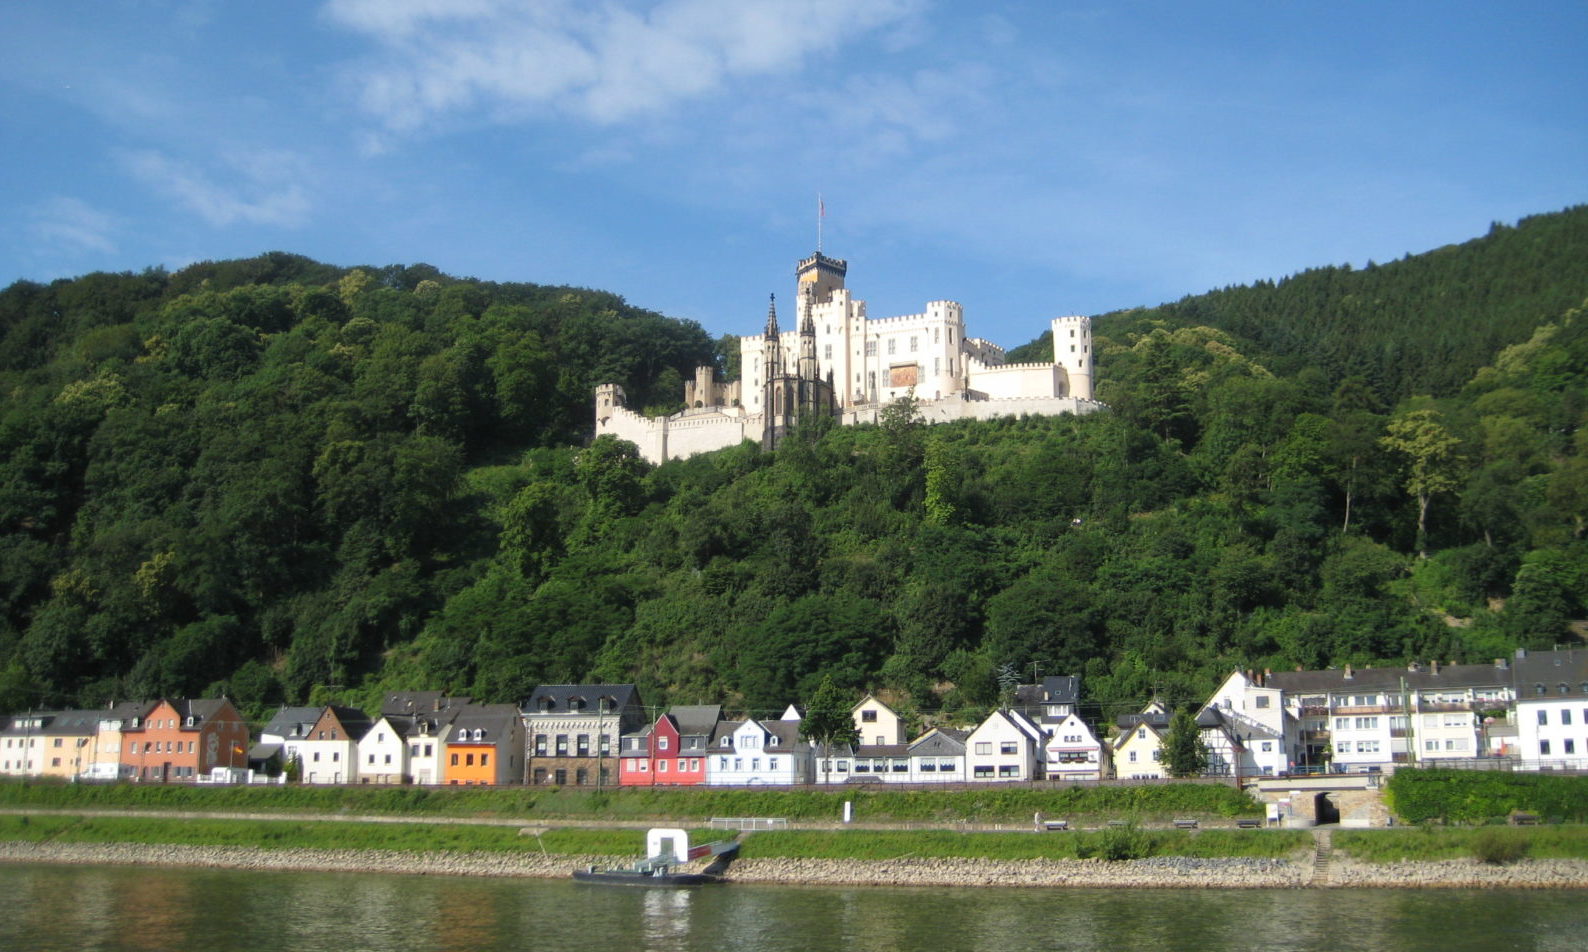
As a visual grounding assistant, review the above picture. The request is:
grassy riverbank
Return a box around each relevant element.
[0,779,1257,824]
[0,814,1305,861]
[1335,826,1588,863]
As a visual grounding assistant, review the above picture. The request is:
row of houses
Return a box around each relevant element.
[4,648,1584,786]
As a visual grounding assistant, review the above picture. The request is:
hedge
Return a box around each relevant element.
[1385,769,1588,824]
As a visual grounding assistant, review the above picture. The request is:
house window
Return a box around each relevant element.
[910,336,918,352]
[465,753,475,766]
[534,734,547,756]
[659,760,668,773]
[481,754,490,767]
[865,340,877,356]
[1255,696,1271,709]
[556,734,568,755]
[450,754,459,766]
[768,757,779,770]
[1000,742,1017,755]
[861,710,877,723]
[973,765,993,778]
[1539,711,1549,726]
[577,734,590,756]
[658,737,670,751]
[1129,751,1137,763]
[974,742,991,755]
[887,339,896,355]
[998,765,1018,778]
[1541,740,1552,756]
[1566,740,1577,755]
[1564,711,1574,726]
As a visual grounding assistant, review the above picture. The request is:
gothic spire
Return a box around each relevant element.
[763,293,779,337]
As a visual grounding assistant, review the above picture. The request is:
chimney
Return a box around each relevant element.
[1264,668,1272,680]
[1494,657,1508,670]
[1407,661,1420,673]
[1431,660,1440,675]
[1344,665,1354,680]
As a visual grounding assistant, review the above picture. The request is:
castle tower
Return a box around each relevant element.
[795,251,847,304]
[1050,315,1093,400]
[594,382,625,426]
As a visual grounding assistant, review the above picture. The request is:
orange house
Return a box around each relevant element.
[441,704,524,785]
[121,698,249,782]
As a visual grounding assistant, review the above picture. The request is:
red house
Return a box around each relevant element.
[120,698,249,782]
[618,706,719,786]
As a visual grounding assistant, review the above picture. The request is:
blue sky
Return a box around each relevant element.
[2,1,1584,349]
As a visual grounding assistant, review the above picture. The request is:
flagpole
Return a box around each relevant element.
[817,193,823,253]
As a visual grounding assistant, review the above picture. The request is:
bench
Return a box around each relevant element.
[1235,818,1262,829]
[1511,813,1539,826]
[1042,820,1069,831]
[1173,819,1199,830]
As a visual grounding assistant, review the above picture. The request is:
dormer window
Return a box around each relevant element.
[538,698,553,713]
[458,728,468,741]
[1536,684,1547,696]
[185,716,196,727]
[569,698,585,712]
[472,729,484,742]
[599,697,614,713]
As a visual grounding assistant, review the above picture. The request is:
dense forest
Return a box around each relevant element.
[2,206,1586,726]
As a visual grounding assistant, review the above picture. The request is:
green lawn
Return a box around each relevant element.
[0,813,1307,861]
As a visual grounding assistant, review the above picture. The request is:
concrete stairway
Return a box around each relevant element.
[1309,828,1333,887]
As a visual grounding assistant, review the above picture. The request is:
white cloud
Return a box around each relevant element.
[323,0,923,129]
[28,197,118,256]
[121,149,313,228]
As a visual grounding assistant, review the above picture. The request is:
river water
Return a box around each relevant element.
[1,863,1582,952]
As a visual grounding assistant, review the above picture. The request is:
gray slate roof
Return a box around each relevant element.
[1264,661,1511,695]
[262,706,323,740]
[1512,648,1588,699]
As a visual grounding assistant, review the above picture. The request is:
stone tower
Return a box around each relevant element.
[795,251,847,304]
[1049,315,1093,401]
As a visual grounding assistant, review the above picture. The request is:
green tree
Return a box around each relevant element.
[800,674,859,784]
[1381,408,1464,557]
[1162,707,1208,778]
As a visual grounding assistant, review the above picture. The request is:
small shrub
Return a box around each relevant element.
[1078,824,1154,861]
[1470,829,1529,865]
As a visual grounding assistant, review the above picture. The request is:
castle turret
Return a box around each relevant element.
[796,251,847,304]
[798,291,819,383]
[763,294,782,381]
[1050,315,1093,400]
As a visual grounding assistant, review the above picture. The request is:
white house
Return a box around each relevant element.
[1043,713,1104,782]
[1513,648,1588,769]
[708,716,810,785]
[907,727,968,783]
[357,715,411,784]
[257,705,322,778]
[405,709,454,784]
[297,706,372,784]
[965,709,1044,782]
[1198,671,1288,778]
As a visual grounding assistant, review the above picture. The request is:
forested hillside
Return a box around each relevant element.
[2,208,1586,725]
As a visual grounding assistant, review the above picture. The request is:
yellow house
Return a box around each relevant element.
[1112,700,1170,779]
[851,695,907,746]
[39,710,99,779]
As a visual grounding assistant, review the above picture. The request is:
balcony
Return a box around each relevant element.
[1389,728,1409,738]
[1417,701,1476,713]
[1333,704,1398,715]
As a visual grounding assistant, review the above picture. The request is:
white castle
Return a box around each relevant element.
[595,250,1104,464]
